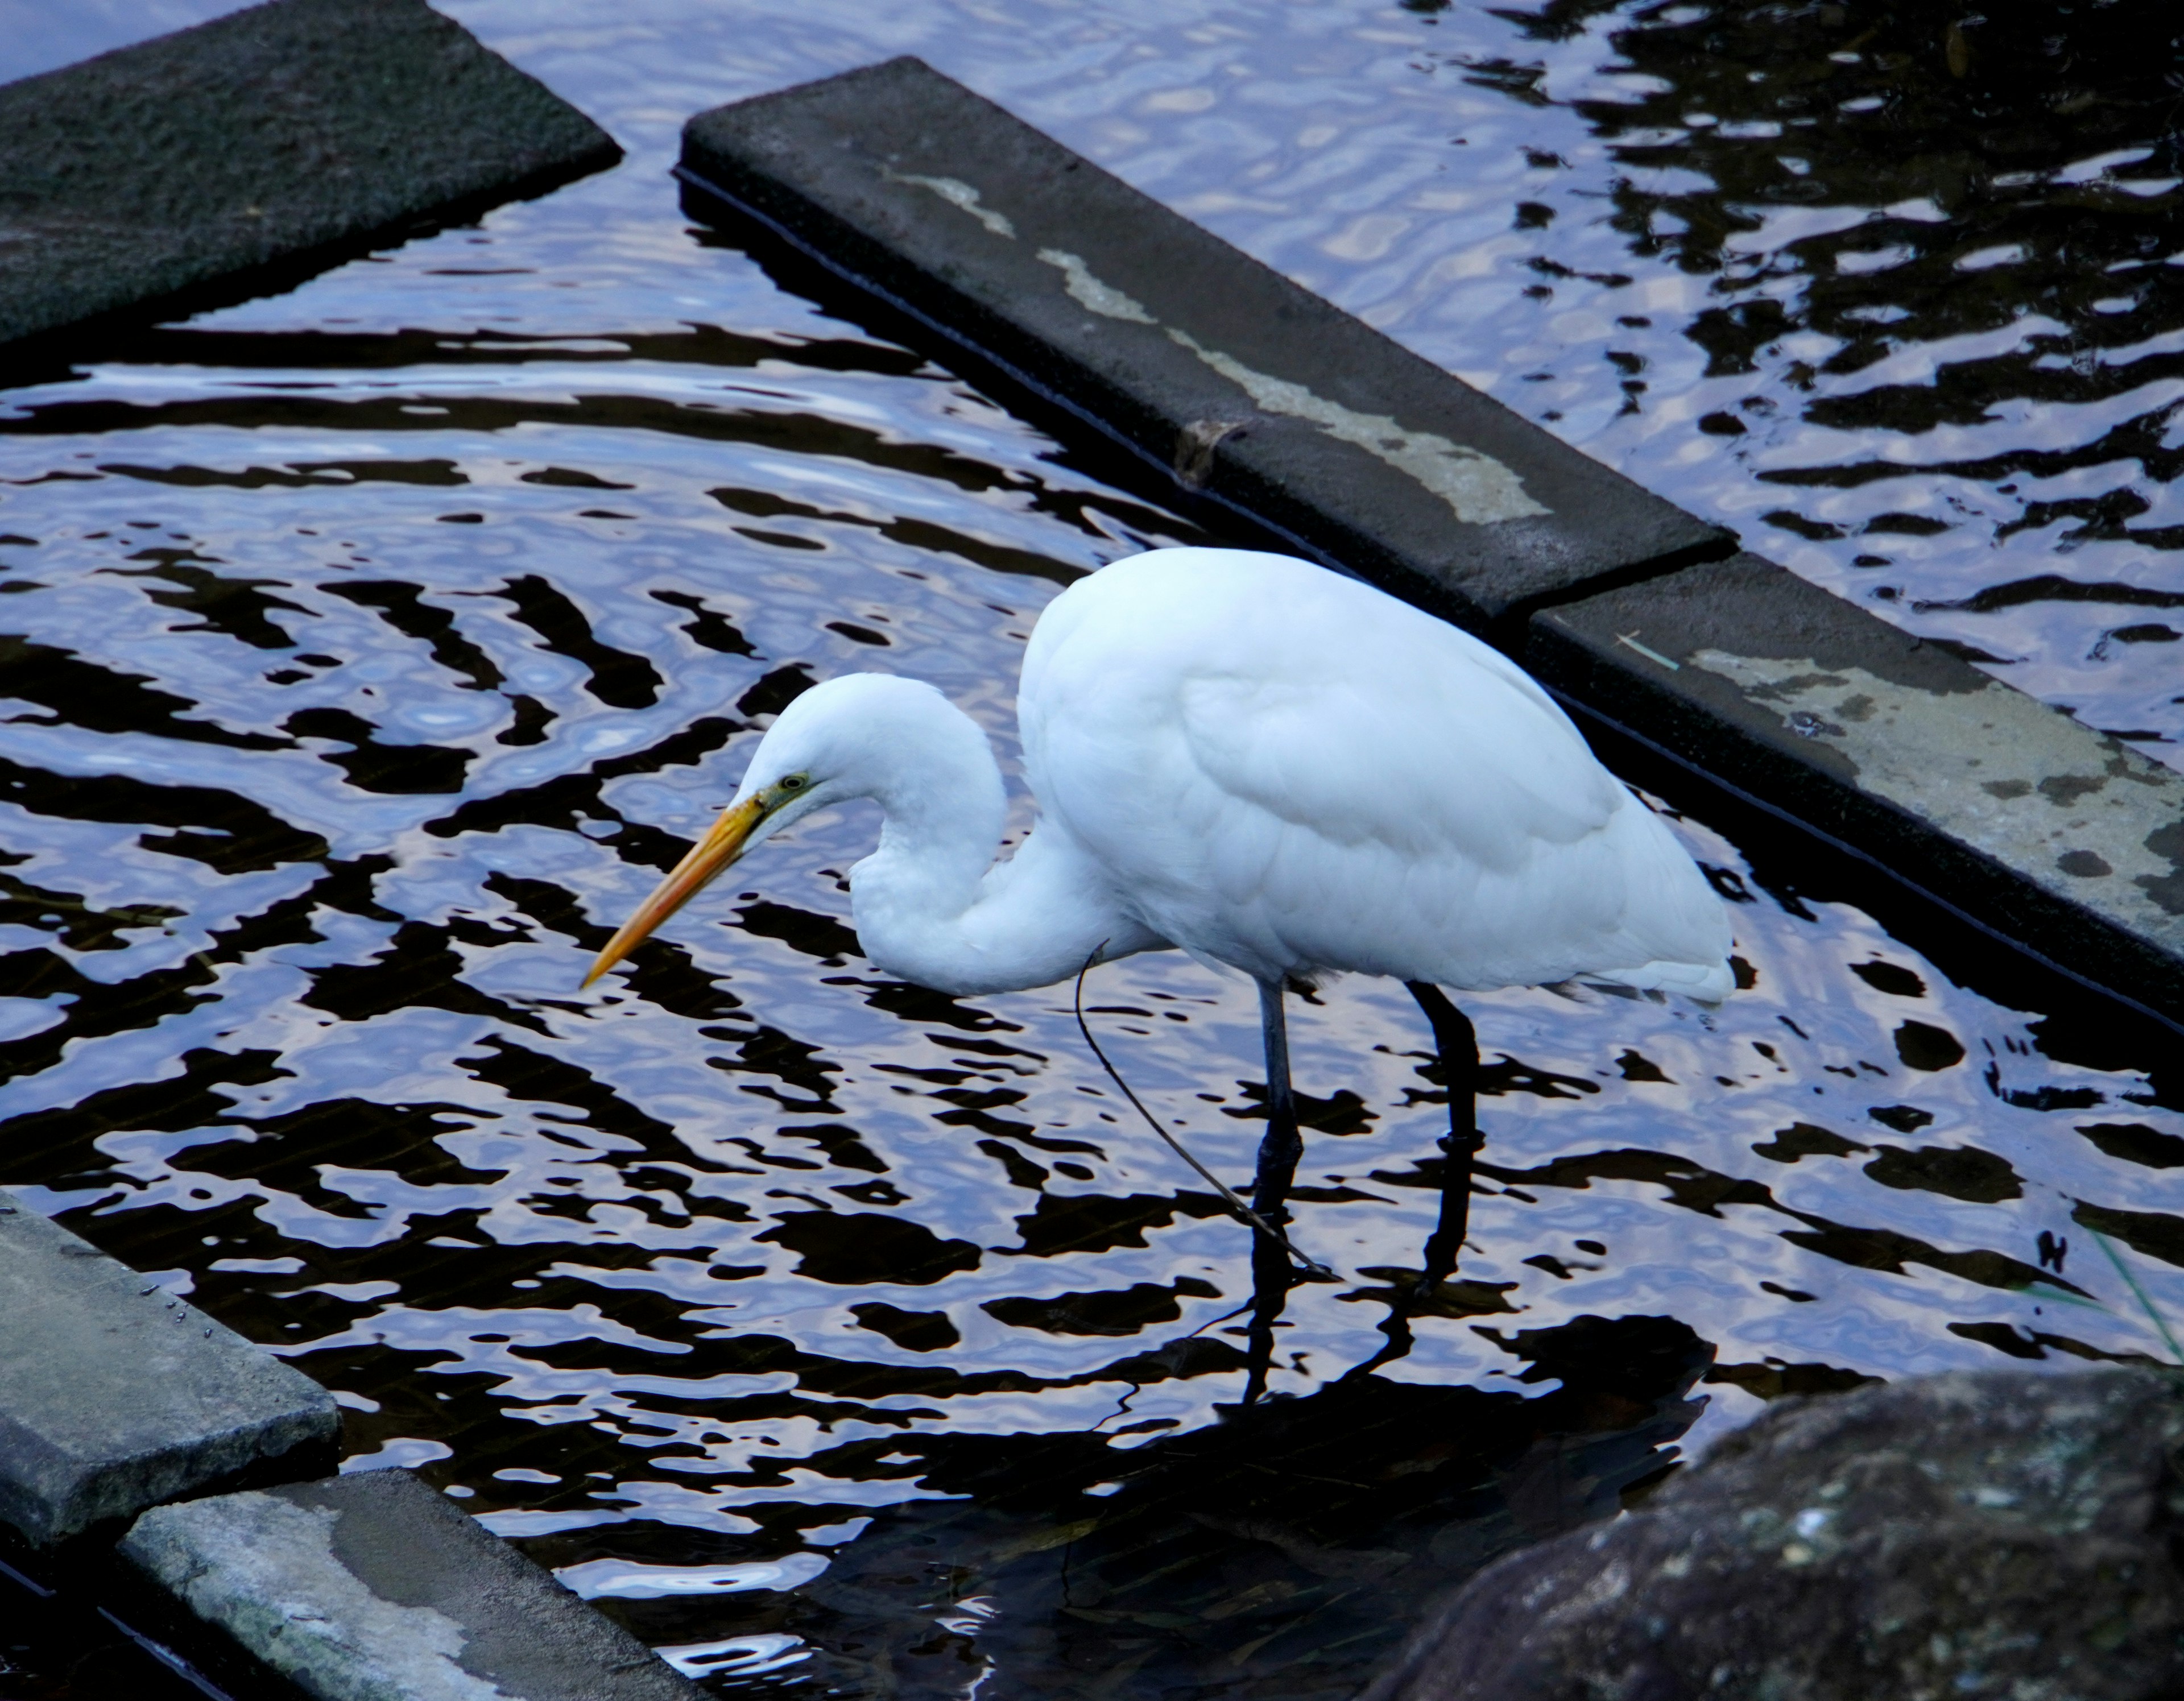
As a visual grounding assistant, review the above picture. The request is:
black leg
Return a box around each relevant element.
[1406,981,1478,1289]
[1243,977,1304,1404]
[1250,978,1305,1219]
[1337,983,1482,1385]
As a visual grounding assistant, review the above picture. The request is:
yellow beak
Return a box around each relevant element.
[582,793,769,987]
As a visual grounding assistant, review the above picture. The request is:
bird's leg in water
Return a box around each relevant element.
[1243,978,1305,1404]
[1251,978,1306,1212]
[1406,981,1479,1289]
[1333,983,1483,1387]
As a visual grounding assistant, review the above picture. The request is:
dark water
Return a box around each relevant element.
[3,3,2184,1698]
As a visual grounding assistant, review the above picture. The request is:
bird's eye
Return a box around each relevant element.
[780,775,805,792]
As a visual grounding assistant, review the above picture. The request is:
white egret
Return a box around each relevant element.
[584,547,1732,1306]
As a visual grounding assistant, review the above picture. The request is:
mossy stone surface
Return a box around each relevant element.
[1366,1367,2184,1701]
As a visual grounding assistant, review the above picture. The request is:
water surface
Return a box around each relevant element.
[3,3,2183,1697]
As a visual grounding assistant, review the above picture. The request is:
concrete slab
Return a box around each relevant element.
[0,1189,338,1545]
[1528,554,2184,1026]
[0,0,618,360]
[680,56,1727,631]
[121,1468,704,1701]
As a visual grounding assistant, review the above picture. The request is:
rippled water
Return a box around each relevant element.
[424,0,2184,754]
[3,2,2184,1698]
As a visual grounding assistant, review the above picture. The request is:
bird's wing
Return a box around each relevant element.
[1021,550,1716,988]
[1159,640,1640,985]
[1174,654,1618,867]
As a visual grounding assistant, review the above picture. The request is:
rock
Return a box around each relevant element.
[1362,1367,2184,1701]
[0,1188,339,1545]
[121,1468,702,1700]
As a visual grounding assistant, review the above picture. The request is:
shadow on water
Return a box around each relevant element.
[536,1311,1710,1700]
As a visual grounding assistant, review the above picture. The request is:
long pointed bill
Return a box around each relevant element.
[582,794,768,987]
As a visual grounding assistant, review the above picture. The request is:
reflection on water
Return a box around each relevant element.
[2,1,2184,1696]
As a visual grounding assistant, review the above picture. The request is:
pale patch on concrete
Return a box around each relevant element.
[1168,328,1550,525]
[903,179,1551,528]
[1036,247,1156,324]
[1687,649,2184,945]
[123,1492,506,1701]
[890,172,1016,239]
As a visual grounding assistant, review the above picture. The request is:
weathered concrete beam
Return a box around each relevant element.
[1528,556,2184,1027]
[0,0,619,364]
[680,61,2184,1030]
[122,1468,704,1701]
[0,1189,338,1546]
[680,56,1730,631]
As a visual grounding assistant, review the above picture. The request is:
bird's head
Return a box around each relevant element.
[580,672,974,987]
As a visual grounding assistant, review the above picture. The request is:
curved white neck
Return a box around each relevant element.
[842,705,1158,996]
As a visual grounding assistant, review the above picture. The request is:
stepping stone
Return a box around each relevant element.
[0,1189,338,1545]
[122,1468,704,1700]
[680,56,1727,630]
[0,0,619,358]
[1530,553,2184,1025]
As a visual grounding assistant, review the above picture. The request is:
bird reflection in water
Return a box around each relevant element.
[583,547,1733,1402]
[722,1313,1713,1700]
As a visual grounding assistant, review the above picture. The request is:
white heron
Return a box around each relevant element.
[584,547,1732,1307]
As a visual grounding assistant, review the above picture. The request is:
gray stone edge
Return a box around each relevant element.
[676,62,2184,1033]
[0,0,622,357]
[0,1402,337,1550]
[119,1470,705,1701]
[0,1201,696,1698]
[1526,560,2184,1030]
[0,1189,341,1545]
[673,57,1732,628]
[670,140,1363,584]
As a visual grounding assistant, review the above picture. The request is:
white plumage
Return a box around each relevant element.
[585,545,1732,1278]
[1012,548,1731,998]
[588,548,1729,1001]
